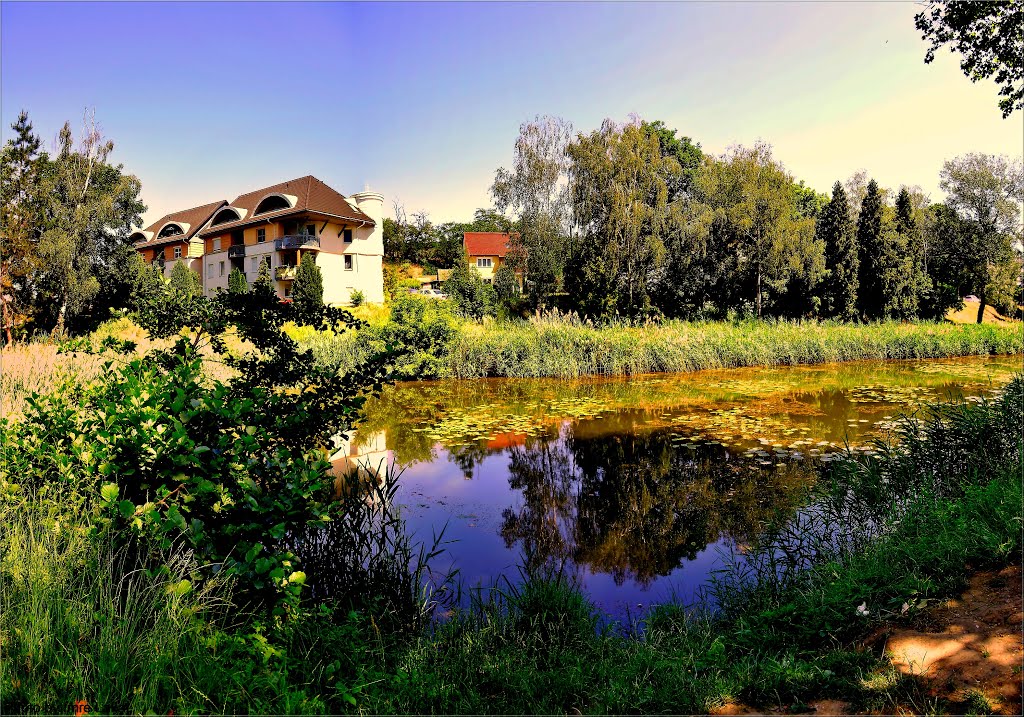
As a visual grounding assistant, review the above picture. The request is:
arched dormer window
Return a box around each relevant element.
[157,223,184,239]
[254,194,293,215]
[129,231,148,244]
[211,207,242,226]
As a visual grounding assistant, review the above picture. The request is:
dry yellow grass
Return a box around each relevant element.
[1,318,252,419]
[945,300,1018,325]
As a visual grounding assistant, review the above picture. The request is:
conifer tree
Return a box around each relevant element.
[169,260,200,297]
[856,179,885,320]
[818,181,859,320]
[228,267,248,294]
[0,111,45,342]
[291,253,323,310]
[255,258,273,291]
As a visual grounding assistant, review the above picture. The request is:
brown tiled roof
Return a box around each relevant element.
[198,175,373,237]
[464,232,513,258]
[133,200,227,248]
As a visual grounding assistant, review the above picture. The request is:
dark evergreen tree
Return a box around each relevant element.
[0,111,45,342]
[228,267,249,294]
[291,253,324,310]
[856,179,885,319]
[255,258,273,291]
[818,182,859,320]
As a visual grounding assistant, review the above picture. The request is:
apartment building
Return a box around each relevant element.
[131,201,227,278]
[133,176,385,305]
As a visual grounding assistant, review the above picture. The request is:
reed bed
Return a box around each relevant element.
[446,317,1024,379]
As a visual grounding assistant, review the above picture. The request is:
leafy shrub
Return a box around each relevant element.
[1,278,399,615]
[356,294,461,379]
[350,289,365,307]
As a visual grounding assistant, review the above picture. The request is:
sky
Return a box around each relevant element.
[2,1,1021,228]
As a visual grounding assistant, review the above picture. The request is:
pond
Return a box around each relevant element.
[333,356,1021,619]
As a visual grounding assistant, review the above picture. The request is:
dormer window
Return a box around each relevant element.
[254,194,292,215]
[157,223,184,239]
[211,207,242,226]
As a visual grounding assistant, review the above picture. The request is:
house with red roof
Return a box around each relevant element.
[463,231,522,287]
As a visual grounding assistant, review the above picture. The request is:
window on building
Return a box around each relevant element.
[207,264,213,278]
[257,228,266,243]
[343,228,353,243]
[157,223,183,239]
[211,208,241,226]
[250,257,258,273]
[213,238,221,251]
[305,224,316,236]
[483,278,492,285]
[173,246,182,259]
[344,255,353,271]
[476,258,493,268]
[219,261,225,277]
[254,195,291,215]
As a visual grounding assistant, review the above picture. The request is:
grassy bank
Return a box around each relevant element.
[446,315,1024,378]
[3,368,1021,713]
[292,299,1022,380]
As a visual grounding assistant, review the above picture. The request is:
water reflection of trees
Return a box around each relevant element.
[500,429,815,587]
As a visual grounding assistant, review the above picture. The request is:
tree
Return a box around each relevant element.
[688,143,818,318]
[492,261,521,313]
[856,179,886,319]
[228,266,249,294]
[640,120,703,201]
[0,111,44,342]
[491,115,574,310]
[818,182,859,320]
[31,111,145,335]
[255,257,273,291]
[442,249,492,321]
[292,253,324,310]
[566,118,679,318]
[169,259,201,297]
[915,1,1024,118]
[938,153,1023,321]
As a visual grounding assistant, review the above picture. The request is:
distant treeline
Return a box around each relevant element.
[385,116,1023,324]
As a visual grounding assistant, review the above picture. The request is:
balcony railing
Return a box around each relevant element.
[227,245,246,259]
[275,235,321,251]
[275,265,297,281]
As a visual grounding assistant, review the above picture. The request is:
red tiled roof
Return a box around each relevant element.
[464,232,513,258]
[133,200,227,248]
[198,175,373,237]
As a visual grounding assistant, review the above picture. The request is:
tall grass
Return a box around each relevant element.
[446,316,1024,378]
[0,487,231,714]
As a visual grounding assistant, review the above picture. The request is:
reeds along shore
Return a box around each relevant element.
[445,318,1024,379]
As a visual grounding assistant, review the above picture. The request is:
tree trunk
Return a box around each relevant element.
[976,289,987,324]
[756,268,762,318]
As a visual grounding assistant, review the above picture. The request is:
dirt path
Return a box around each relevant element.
[874,563,1023,715]
[711,564,1023,716]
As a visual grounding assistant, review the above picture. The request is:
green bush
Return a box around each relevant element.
[349,289,365,307]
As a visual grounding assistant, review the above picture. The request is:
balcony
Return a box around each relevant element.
[227,245,246,259]
[275,235,321,251]
[275,265,297,281]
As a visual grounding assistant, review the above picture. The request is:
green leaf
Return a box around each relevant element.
[100,483,119,503]
[118,500,136,519]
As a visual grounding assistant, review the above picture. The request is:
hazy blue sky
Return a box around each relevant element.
[2,1,1020,226]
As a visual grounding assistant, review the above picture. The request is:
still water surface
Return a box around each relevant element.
[336,356,1020,618]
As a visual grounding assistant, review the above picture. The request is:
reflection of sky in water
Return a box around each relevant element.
[352,356,1020,621]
